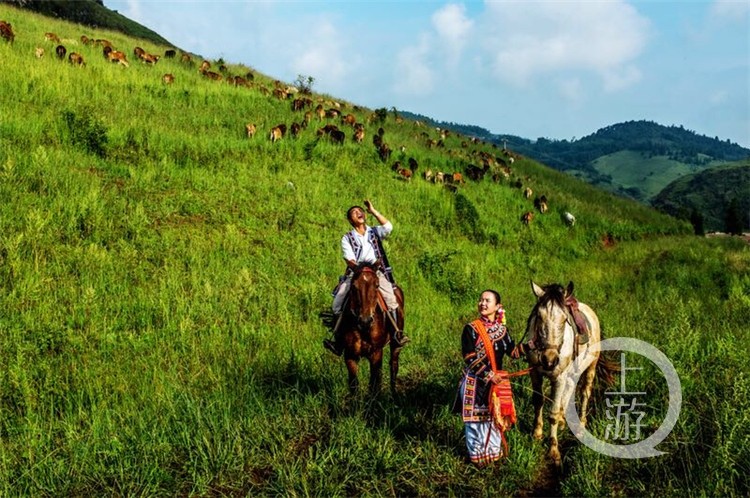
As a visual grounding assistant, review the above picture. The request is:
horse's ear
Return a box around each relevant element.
[531,281,545,299]
[566,281,575,297]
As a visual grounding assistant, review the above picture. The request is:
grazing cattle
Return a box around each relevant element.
[353,127,365,144]
[180,52,192,64]
[435,171,445,184]
[199,60,210,72]
[68,52,84,66]
[377,127,385,137]
[35,47,44,58]
[134,46,145,59]
[391,161,402,172]
[378,143,392,162]
[524,187,533,199]
[314,104,326,121]
[203,70,222,81]
[534,197,548,214]
[341,114,357,127]
[521,211,534,225]
[452,172,464,184]
[245,123,257,138]
[95,39,112,48]
[103,46,129,66]
[465,164,486,181]
[563,212,576,226]
[56,44,67,60]
[423,169,433,182]
[372,133,383,148]
[290,122,302,138]
[397,168,412,180]
[80,35,90,45]
[141,53,159,65]
[269,124,287,142]
[408,157,418,173]
[162,73,174,85]
[45,32,60,43]
[164,49,176,58]
[317,123,340,137]
[330,129,346,145]
[273,87,288,100]
[326,108,340,119]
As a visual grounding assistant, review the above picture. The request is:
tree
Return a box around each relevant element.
[725,198,744,235]
[689,208,705,236]
[293,74,315,95]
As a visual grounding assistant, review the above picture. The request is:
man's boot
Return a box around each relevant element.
[387,309,410,347]
[323,312,344,356]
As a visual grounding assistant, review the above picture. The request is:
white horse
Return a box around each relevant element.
[525,281,618,466]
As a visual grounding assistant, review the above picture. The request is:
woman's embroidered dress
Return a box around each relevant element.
[459,312,515,465]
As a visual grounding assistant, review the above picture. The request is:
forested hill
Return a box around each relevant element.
[497,120,749,172]
[2,0,172,46]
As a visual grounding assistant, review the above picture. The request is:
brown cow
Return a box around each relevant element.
[521,211,534,225]
[341,113,357,127]
[199,60,210,72]
[408,157,418,173]
[134,46,145,59]
[452,172,464,184]
[56,44,67,60]
[290,122,302,138]
[269,124,287,142]
[162,73,175,85]
[534,196,548,214]
[141,53,159,65]
[378,143,392,162]
[203,70,222,81]
[245,123,257,138]
[45,32,60,43]
[397,168,412,180]
[80,34,90,45]
[68,52,84,66]
[353,127,365,144]
[103,46,129,67]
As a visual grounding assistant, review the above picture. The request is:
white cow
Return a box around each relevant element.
[563,212,576,226]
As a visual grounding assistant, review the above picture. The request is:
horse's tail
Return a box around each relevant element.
[593,325,620,386]
[596,351,621,386]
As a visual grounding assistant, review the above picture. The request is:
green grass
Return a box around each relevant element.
[590,150,721,201]
[0,4,748,496]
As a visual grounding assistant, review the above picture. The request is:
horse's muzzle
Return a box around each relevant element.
[358,315,373,331]
[541,349,559,371]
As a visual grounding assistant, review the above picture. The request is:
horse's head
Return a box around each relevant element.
[349,262,380,332]
[528,281,575,371]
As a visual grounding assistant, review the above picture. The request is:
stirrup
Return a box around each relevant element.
[323,339,343,356]
[391,331,411,348]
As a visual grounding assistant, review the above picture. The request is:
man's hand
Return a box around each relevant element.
[364,199,373,213]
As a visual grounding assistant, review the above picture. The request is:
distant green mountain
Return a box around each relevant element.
[652,160,750,232]
[402,113,750,203]
[2,0,172,46]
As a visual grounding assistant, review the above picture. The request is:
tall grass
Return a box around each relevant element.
[0,4,747,496]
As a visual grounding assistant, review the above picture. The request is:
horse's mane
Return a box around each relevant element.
[353,261,380,275]
[537,283,566,308]
[526,283,567,333]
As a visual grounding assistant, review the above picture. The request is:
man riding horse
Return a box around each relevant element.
[323,200,410,355]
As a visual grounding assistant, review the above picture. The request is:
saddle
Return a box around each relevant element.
[565,295,590,345]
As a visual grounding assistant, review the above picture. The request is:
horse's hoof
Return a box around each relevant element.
[533,429,544,440]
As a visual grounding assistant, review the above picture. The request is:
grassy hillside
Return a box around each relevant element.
[652,160,750,232]
[1,4,749,497]
[589,150,723,201]
[3,0,172,46]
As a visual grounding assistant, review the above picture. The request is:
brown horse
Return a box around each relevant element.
[525,281,618,466]
[340,262,403,395]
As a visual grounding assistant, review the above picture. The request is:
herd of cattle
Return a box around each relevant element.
[0,17,577,229]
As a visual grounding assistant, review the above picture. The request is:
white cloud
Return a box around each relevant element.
[557,77,583,103]
[289,18,356,89]
[480,1,650,90]
[710,0,750,20]
[431,3,474,67]
[393,34,434,96]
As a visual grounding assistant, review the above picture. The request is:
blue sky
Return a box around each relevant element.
[108,0,750,148]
